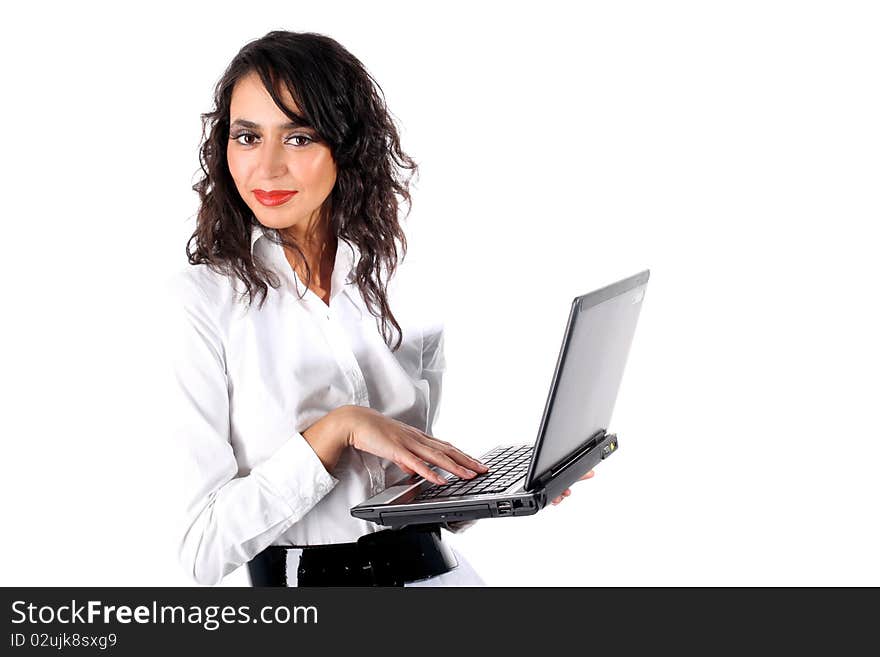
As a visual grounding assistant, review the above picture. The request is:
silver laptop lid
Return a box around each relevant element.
[524,270,649,491]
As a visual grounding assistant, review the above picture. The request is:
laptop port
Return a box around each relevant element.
[497,501,513,516]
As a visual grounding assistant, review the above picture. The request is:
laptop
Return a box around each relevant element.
[350,269,650,528]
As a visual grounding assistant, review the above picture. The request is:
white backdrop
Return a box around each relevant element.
[1,0,877,587]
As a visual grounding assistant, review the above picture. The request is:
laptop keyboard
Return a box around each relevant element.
[413,445,533,500]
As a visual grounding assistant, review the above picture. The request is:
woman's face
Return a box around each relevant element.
[226,71,337,237]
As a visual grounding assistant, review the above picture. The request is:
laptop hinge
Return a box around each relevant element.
[535,428,607,489]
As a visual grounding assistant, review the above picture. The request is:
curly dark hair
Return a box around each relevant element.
[187,30,418,351]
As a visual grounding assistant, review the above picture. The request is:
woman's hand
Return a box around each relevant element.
[341,406,488,484]
[550,470,595,505]
[304,405,488,485]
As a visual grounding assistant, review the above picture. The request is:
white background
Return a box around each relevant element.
[1,1,877,587]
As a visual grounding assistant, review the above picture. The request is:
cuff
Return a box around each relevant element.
[251,432,339,516]
[444,519,478,534]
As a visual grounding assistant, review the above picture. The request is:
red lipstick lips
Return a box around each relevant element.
[254,189,298,207]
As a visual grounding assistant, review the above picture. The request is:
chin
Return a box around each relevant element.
[252,212,299,232]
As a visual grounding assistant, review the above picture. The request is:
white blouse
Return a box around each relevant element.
[164,224,449,586]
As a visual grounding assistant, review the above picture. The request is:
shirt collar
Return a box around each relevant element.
[250,223,266,255]
[249,223,360,302]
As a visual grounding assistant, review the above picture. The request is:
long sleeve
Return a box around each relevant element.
[420,321,477,535]
[420,319,446,438]
[165,272,338,585]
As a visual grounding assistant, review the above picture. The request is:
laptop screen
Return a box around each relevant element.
[525,270,649,489]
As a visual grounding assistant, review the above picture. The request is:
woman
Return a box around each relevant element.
[167,30,492,587]
[168,30,586,587]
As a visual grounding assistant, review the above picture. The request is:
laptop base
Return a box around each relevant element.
[351,433,618,528]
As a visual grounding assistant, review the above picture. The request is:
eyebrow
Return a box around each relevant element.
[230,118,312,130]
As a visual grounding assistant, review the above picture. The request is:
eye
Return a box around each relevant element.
[229,132,315,147]
[230,132,258,146]
[286,134,315,147]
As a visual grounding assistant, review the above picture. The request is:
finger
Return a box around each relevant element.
[409,441,479,480]
[418,432,490,473]
[552,496,563,505]
[405,430,482,477]
[399,453,447,485]
[579,470,595,481]
[563,489,571,496]
[445,446,490,473]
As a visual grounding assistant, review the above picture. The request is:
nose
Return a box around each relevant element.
[256,139,288,179]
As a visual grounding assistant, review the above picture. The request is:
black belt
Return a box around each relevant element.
[247,524,458,587]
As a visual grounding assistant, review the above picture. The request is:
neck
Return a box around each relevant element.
[280,219,336,288]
